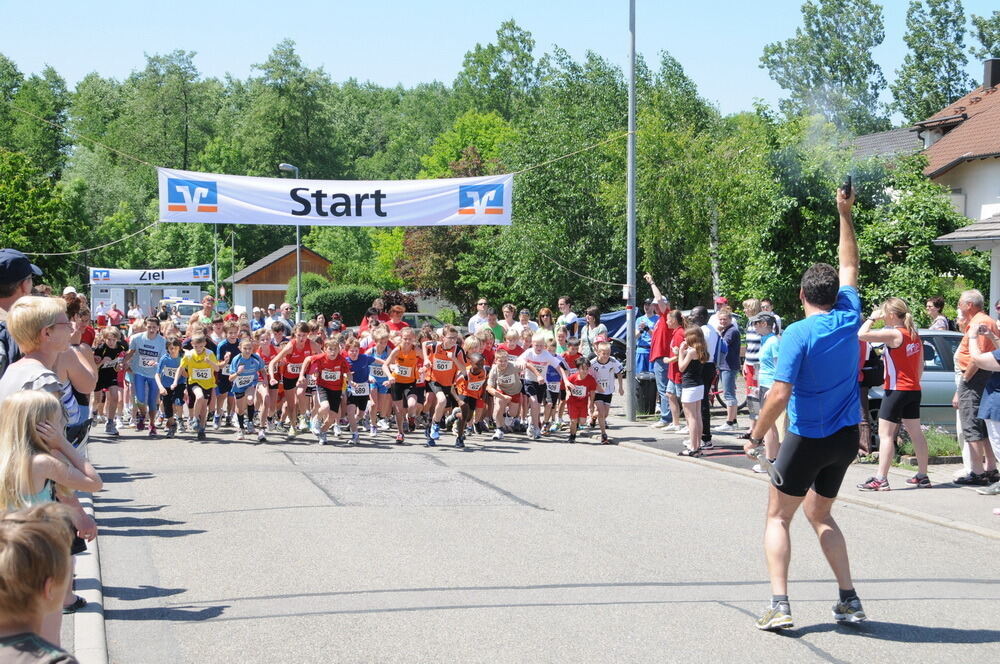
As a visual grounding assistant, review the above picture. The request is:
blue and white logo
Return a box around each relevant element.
[458,184,504,215]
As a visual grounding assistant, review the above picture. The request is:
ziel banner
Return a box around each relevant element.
[88,264,213,285]
[157,167,513,227]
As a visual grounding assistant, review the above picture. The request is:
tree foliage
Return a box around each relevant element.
[971,10,1000,60]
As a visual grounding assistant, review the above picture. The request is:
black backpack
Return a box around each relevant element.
[946,317,958,332]
[859,344,884,388]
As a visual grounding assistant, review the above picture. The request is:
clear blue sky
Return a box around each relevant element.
[0,0,996,117]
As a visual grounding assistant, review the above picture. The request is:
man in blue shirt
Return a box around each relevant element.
[634,299,659,374]
[745,187,866,632]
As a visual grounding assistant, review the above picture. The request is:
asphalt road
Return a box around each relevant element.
[88,417,1000,663]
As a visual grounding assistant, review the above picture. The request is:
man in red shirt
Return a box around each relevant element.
[643,273,674,428]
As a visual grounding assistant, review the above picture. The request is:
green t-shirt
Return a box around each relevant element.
[486,323,505,343]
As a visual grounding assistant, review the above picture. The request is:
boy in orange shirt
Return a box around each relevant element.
[451,353,487,449]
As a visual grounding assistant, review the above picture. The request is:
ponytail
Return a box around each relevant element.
[903,312,918,338]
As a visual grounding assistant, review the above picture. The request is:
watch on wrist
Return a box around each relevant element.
[749,436,764,447]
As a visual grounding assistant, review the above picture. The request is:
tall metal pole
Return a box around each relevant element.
[625,0,638,421]
[213,223,218,301]
[279,163,302,323]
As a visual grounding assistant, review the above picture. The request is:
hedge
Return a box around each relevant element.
[303,285,382,325]
[286,273,332,308]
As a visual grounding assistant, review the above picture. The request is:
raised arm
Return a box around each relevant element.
[643,273,669,314]
[837,187,858,289]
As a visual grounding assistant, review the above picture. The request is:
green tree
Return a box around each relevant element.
[890,0,974,124]
[0,54,23,150]
[9,66,69,178]
[761,0,889,134]
[971,10,1000,59]
[453,20,539,120]
[417,110,515,179]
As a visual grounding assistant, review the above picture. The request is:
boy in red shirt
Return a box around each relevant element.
[564,356,597,444]
[300,338,352,445]
[452,353,487,449]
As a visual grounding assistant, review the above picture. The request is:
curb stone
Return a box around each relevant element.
[619,440,1000,541]
[74,492,108,664]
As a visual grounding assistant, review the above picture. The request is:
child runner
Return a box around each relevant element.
[301,338,352,445]
[384,327,420,444]
[589,342,624,444]
[560,338,583,428]
[92,327,127,437]
[565,356,598,444]
[367,326,393,437]
[452,353,487,449]
[214,322,241,430]
[344,338,376,444]
[172,334,220,441]
[155,338,186,437]
[516,332,570,440]
[229,339,266,442]
[426,325,466,444]
[543,339,569,434]
[486,348,522,440]
[124,316,166,435]
[268,322,320,440]
[257,321,286,433]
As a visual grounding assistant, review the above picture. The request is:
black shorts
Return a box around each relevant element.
[878,389,921,424]
[391,382,415,402]
[282,376,299,391]
[524,382,547,401]
[160,384,186,419]
[347,394,369,411]
[411,385,426,404]
[186,384,211,407]
[773,424,859,498]
[460,395,480,411]
[545,388,561,405]
[318,387,343,410]
[96,371,119,392]
[216,374,232,395]
[429,382,458,408]
[594,392,612,404]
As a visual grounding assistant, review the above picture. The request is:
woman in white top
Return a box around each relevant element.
[924,296,949,331]
[579,307,608,358]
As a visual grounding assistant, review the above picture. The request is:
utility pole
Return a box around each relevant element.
[625,0,638,421]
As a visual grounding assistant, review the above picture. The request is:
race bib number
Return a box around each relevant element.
[371,365,386,379]
[547,381,561,393]
[162,366,177,378]
[233,374,254,389]
[221,364,233,376]
[598,379,611,393]
[499,373,515,386]
[468,379,486,393]
[350,382,370,396]
[141,357,158,368]
[571,385,587,398]
[433,358,453,372]
[287,363,302,375]
[307,374,317,387]
[321,370,341,382]
[395,364,413,378]
[193,368,212,381]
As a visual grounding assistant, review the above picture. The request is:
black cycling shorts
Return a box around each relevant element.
[524,382,547,402]
[347,394,369,411]
[160,385,186,419]
[772,424,859,498]
[878,389,921,424]
[282,376,299,391]
[391,382,415,402]
[593,392,612,404]
[215,374,232,395]
[410,384,426,404]
[429,381,458,408]
[318,387,343,410]
[186,384,211,407]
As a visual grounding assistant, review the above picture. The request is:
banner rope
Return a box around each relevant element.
[511,132,630,175]
[23,220,162,257]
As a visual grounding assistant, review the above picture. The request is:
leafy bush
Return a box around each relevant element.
[286,273,331,308]
[380,289,418,312]
[304,285,382,325]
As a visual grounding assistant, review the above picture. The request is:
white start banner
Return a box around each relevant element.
[157,167,513,227]
[88,264,213,285]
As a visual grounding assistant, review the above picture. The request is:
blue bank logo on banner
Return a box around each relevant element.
[91,269,111,281]
[458,184,504,216]
[167,178,218,213]
[192,266,211,280]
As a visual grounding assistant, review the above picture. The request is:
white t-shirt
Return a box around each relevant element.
[589,357,623,394]
[127,307,144,319]
[510,320,539,336]
[701,324,724,365]
[515,348,563,383]
[467,314,489,335]
[556,312,578,333]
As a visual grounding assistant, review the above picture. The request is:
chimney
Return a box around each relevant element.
[986,59,1000,89]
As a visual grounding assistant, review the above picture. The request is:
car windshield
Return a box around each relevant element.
[176,304,201,317]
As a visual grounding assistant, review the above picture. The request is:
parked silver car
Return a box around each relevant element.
[867,329,962,433]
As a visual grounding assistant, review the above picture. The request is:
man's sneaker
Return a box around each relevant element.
[714,422,736,432]
[976,480,1000,496]
[236,429,246,441]
[318,431,330,445]
[165,423,177,438]
[196,429,207,441]
[455,436,465,449]
[426,437,436,447]
[662,423,679,432]
[105,421,119,437]
[135,417,146,432]
[530,427,541,441]
[755,603,793,631]
[700,440,714,449]
[370,424,378,438]
[650,421,667,429]
[905,474,932,488]
[395,433,404,445]
[985,469,1000,484]
[954,472,989,486]
[858,476,890,491]
[492,429,503,441]
[568,434,576,444]
[429,423,441,441]
[832,597,867,623]
[257,430,267,443]
[377,418,390,431]
[752,463,767,474]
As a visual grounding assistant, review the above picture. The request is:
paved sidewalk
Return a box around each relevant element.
[83,404,999,663]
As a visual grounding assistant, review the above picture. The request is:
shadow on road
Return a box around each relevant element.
[104,605,229,622]
[783,621,1000,644]
[103,584,187,601]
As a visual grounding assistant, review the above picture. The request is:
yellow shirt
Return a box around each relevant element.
[180,349,217,388]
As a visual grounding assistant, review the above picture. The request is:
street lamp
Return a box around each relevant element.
[278,162,302,323]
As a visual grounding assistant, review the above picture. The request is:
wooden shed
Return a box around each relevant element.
[225,245,332,313]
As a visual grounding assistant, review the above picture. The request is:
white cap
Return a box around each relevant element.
[267,303,276,310]
[63,286,77,295]
[252,307,261,312]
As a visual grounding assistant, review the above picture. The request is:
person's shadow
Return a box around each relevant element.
[780,621,1000,643]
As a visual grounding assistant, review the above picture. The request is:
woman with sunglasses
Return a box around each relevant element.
[537,307,556,344]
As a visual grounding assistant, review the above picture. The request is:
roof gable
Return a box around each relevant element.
[921,85,1000,177]
[226,245,331,283]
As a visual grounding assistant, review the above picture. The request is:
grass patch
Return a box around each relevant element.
[897,426,961,458]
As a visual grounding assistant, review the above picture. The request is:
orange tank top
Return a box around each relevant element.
[429,344,462,386]
[392,347,419,384]
[458,368,487,399]
[884,327,922,391]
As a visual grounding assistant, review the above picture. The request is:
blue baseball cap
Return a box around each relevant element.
[0,249,42,286]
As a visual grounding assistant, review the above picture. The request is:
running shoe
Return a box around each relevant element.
[858,476,890,491]
[257,430,267,443]
[286,429,296,441]
[351,432,360,445]
[985,469,1000,484]
[318,431,329,445]
[370,424,378,438]
[676,426,689,435]
[976,481,1000,496]
[601,433,611,445]
[429,422,441,440]
[333,424,342,438]
[455,436,465,449]
[755,603,793,631]
[714,422,736,432]
[568,435,576,444]
[492,429,504,441]
[700,440,714,449]
[426,438,436,447]
[224,416,233,428]
[236,429,246,441]
[196,429,207,441]
[548,422,560,433]
[213,415,221,431]
[832,597,867,623]
[588,416,597,428]
[407,415,416,432]
[954,472,989,486]
[135,417,146,432]
[299,417,311,432]
[104,421,119,437]
[395,433,404,445]
[530,427,541,441]
[246,421,256,435]
[650,421,666,429]
[663,423,679,432]
[148,426,157,437]
[905,474,932,488]
[165,423,177,438]
[310,417,321,436]
[752,463,767,474]
[377,418,390,431]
